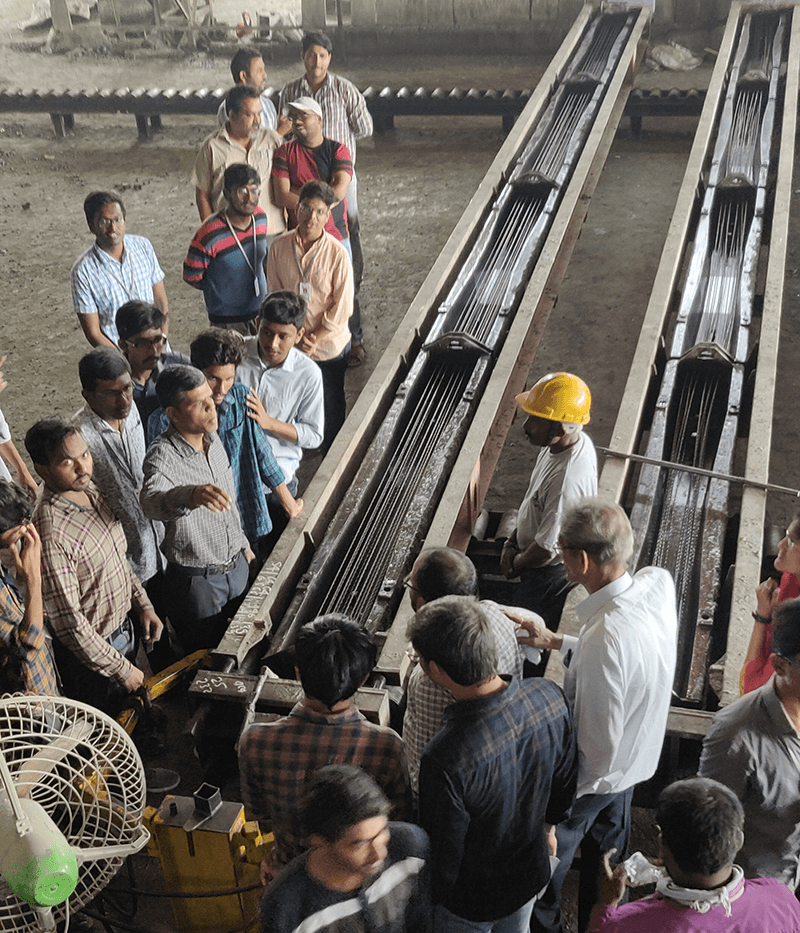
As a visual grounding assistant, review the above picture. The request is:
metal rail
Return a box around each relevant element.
[0,83,704,138]
[599,1,800,712]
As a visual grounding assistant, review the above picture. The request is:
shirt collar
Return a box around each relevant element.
[164,424,217,457]
[92,241,125,265]
[40,481,102,514]
[575,571,633,625]
[765,675,800,736]
[442,675,515,722]
[78,403,136,437]
[289,700,363,724]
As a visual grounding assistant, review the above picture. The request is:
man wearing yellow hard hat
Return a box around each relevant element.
[499,372,598,665]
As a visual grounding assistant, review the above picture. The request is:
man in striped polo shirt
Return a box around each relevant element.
[184,163,268,336]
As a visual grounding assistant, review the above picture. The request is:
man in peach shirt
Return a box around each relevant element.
[266,179,353,451]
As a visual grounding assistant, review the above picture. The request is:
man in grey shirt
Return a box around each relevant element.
[699,596,800,890]
[140,364,253,655]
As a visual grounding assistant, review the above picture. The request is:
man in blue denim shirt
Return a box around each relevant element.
[410,595,577,933]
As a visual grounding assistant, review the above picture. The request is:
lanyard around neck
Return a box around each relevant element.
[223,212,260,297]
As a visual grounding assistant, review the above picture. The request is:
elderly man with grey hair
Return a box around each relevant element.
[518,497,677,933]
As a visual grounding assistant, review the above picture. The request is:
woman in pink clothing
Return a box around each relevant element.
[741,510,800,694]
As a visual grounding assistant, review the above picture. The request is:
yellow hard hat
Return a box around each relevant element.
[515,372,591,424]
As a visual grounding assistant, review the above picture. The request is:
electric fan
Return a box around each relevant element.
[0,695,150,932]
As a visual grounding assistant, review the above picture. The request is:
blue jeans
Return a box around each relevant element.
[435,898,535,933]
[531,788,633,933]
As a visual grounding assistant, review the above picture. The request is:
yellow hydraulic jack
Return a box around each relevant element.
[145,783,272,933]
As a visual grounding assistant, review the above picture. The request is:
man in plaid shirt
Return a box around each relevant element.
[0,480,59,696]
[238,614,410,880]
[26,418,162,710]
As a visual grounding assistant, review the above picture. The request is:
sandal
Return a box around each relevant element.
[348,343,366,367]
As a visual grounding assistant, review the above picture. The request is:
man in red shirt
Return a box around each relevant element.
[272,97,353,244]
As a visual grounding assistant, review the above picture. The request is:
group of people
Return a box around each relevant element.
[0,33,796,933]
[236,371,800,933]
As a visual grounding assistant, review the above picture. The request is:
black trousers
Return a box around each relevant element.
[316,344,350,451]
[517,564,574,677]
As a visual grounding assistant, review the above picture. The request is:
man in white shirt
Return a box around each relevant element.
[216,47,292,136]
[236,291,324,495]
[499,373,597,671]
[518,498,677,933]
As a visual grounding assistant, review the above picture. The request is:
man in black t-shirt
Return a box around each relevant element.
[261,765,431,933]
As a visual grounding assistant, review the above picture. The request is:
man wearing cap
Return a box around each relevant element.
[272,97,353,244]
[499,373,598,643]
[279,31,372,365]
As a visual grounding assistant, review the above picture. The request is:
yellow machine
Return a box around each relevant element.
[145,785,271,933]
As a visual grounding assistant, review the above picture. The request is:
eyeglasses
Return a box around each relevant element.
[128,334,167,350]
[236,185,261,198]
[402,573,421,596]
[297,204,328,219]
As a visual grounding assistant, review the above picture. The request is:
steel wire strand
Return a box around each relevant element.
[696,197,747,351]
[330,371,466,619]
[455,197,547,340]
[319,364,468,618]
[453,197,533,336]
[320,366,456,614]
[532,91,592,178]
[576,20,624,78]
[329,369,469,621]
[723,90,764,180]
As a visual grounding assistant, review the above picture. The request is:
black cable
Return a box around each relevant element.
[82,908,247,933]
[107,880,263,898]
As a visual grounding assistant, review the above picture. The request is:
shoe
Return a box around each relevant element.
[348,343,366,367]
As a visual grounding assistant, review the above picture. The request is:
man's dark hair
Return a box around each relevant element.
[226,84,260,117]
[299,179,336,208]
[301,765,389,844]
[259,290,307,329]
[294,614,377,709]
[407,595,496,687]
[302,31,333,54]
[155,365,207,411]
[78,347,131,393]
[83,191,125,228]
[772,597,800,661]
[24,418,79,468]
[116,300,166,343]
[230,47,261,84]
[414,548,478,603]
[657,778,743,876]
[190,329,245,371]
[223,163,260,193]
[0,481,33,534]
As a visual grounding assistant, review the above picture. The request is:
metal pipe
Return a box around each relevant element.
[597,446,800,497]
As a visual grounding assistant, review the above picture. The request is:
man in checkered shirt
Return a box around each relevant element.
[238,614,411,881]
[402,547,525,795]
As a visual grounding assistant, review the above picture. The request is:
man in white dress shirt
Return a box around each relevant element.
[518,498,677,933]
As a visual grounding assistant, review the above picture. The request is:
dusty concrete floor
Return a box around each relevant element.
[2,10,797,931]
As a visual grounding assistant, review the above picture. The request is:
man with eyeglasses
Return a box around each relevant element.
[267,179,353,451]
[71,190,169,349]
[192,84,285,241]
[516,498,676,933]
[700,596,800,892]
[185,163,269,337]
[116,301,188,425]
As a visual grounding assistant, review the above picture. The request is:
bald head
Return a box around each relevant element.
[410,548,479,609]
